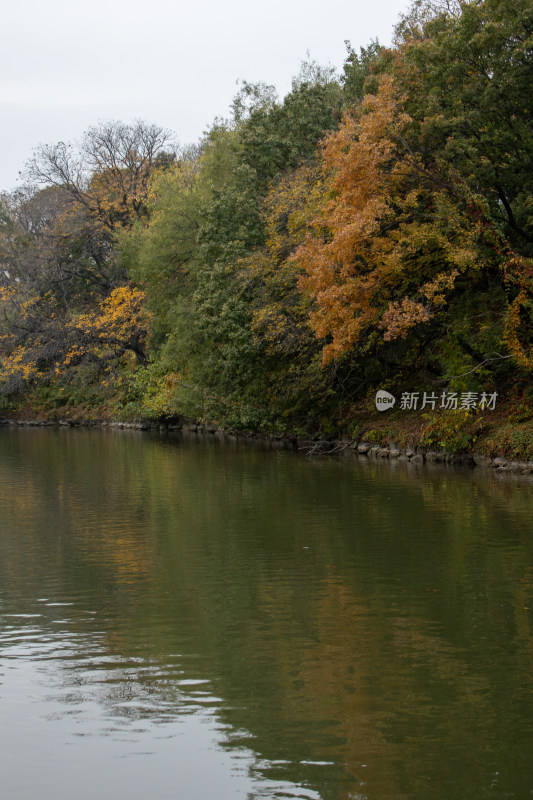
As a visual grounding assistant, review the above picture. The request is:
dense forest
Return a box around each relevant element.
[1,0,532,458]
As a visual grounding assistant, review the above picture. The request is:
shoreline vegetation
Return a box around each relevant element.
[2,413,533,478]
[1,0,532,465]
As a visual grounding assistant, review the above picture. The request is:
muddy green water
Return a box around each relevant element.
[1,427,532,800]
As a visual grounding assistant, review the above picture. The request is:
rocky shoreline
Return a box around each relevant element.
[2,415,533,478]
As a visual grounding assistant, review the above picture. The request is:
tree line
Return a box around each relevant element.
[1,0,532,437]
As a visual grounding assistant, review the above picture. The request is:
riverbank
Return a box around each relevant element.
[2,413,533,477]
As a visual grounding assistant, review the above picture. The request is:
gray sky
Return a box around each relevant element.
[1,0,410,193]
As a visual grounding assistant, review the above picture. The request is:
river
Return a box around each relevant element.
[1,426,532,799]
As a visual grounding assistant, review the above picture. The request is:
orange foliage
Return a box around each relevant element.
[293,76,483,364]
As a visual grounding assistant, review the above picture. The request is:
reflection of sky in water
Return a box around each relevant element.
[0,616,320,800]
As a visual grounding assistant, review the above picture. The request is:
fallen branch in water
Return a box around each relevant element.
[299,440,351,456]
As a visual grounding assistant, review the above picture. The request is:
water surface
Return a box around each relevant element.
[1,427,532,799]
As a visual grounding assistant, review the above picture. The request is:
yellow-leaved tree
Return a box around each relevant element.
[293,75,498,366]
[0,285,150,394]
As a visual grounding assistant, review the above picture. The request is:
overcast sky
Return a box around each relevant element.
[1,0,410,193]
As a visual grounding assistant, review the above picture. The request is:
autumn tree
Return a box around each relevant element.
[0,281,150,395]
[394,0,533,253]
[393,0,533,374]
[25,120,176,231]
[292,74,508,383]
[0,121,173,401]
[11,120,177,299]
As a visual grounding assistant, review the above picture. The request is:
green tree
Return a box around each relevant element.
[342,39,389,107]
[395,0,533,253]
[238,65,343,186]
